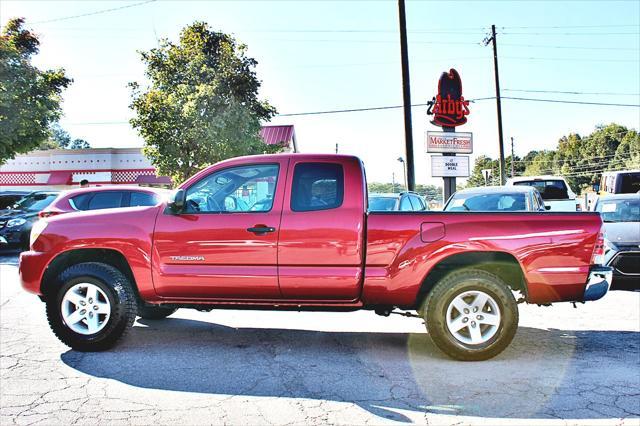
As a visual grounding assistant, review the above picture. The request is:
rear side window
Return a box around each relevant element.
[69,193,92,210]
[514,180,569,200]
[409,195,426,211]
[619,172,640,193]
[88,192,124,210]
[130,192,159,207]
[291,163,344,212]
[399,196,413,211]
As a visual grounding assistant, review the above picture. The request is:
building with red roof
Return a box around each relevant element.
[0,125,297,191]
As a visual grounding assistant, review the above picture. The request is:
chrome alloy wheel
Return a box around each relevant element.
[445,290,501,345]
[60,283,111,335]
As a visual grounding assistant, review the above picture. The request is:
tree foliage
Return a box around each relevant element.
[464,155,525,188]
[129,22,281,184]
[0,18,71,164]
[466,123,639,193]
[45,123,90,149]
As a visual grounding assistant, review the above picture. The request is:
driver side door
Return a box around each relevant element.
[152,158,288,300]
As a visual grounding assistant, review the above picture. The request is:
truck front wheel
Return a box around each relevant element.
[423,269,518,361]
[45,262,137,351]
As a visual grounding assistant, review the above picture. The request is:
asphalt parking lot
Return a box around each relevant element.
[1,253,639,425]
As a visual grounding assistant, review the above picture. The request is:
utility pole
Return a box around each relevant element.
[397,0,415,191]
[485,25,506,185]
[510,137,515,178]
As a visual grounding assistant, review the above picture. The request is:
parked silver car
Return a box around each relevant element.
[368,192,427,212]
[595,193,640,291]
[444,186,546,212]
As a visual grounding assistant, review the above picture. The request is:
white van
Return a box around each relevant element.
[506,176,581,211]
[599,170,640,195]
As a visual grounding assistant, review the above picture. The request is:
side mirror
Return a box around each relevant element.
[169,189,186,213]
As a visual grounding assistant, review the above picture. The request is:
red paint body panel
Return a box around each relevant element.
[20,153,603,310]
[364,212,600,305]
[151,156,289,299]
[277,155,366,300]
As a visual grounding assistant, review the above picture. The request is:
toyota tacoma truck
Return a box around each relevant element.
[20,154,612,360]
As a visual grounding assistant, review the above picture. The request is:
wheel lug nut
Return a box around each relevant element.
[473,307,478,313]
[471,321,476,327]
[88,298,93,304]
[462,317,468,323]
[93,305,99,311]
[477,315,483,320]
[89,312,94,318]
[79,309,86,315]
[463,308,469,314]
[79,300,86,306]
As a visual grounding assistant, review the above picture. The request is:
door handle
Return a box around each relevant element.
[247,226,276,234]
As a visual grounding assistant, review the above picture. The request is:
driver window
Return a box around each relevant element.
[184,164,279,213]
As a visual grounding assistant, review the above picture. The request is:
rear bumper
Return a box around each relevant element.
[582,266,613,301]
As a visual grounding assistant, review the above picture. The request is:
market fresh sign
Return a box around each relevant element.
[431,155,470,177]
[426,131,473,154]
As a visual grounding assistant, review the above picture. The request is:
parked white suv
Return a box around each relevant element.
[506,176,581,212]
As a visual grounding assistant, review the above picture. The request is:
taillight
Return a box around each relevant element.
[38,211,61,218]
[591,231,605,265]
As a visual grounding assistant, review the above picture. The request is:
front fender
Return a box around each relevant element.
[26,206,161,298]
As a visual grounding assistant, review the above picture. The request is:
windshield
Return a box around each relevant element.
[445,193,528,212]
[596,198,640,223]
[12,193,57,212]
[369,197,397,211]
[514,180,569,200]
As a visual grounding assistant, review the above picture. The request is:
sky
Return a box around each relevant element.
[1,0,639,185]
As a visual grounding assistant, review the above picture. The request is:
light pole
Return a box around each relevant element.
[397,157,407,191]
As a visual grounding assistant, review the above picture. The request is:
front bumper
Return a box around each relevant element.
[583,266,613,301]
[19,250,51,295]
[0,227,25,245]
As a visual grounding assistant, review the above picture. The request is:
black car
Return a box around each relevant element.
[0,191,59,251]
[0,191,29,210]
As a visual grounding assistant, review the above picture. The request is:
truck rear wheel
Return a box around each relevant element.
[45,262,137,352]
[423,269,518,361]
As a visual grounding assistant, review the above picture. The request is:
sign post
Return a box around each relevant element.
[426,69,472,203]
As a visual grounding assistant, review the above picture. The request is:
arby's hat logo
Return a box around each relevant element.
[427,68,470,128]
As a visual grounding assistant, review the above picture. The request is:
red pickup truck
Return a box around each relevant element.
[20,154,612,360]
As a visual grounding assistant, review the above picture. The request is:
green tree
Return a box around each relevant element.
[0,18,71,164]
[46,123,90,149]
[129,22,281,184]
[521,124,639,192]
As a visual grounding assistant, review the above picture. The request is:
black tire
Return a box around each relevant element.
[423,269,518,361]
[137,305,176,320]
[45,262,137,352]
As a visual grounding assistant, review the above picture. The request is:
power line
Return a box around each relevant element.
[67,95,640,125]
[31,0,156,24]
[277,97,496,117]
[501,42,639,51]
[505,89,640,96]
[500,24,640,29]
[502,97,640,108]
[500,31,640,36]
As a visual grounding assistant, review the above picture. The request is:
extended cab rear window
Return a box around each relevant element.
[514,180,569,200]
[291,163,344,212]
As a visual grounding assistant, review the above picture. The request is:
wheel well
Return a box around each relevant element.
[414,251,527,309]
[41,249,140,301]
